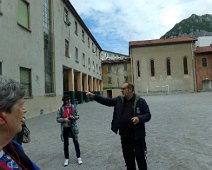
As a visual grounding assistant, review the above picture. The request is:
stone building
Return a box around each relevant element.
[129,37,197,94]
[101,51,131,97]
[0,0,102,117]
[194,45,212,91]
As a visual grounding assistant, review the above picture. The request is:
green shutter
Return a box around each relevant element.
[18,0,29,28]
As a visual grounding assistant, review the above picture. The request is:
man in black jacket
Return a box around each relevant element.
[86,82,151,170]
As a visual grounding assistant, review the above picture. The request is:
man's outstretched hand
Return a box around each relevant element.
[86,92,95,98]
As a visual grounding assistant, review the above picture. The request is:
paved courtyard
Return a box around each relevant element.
[23,92,212,170]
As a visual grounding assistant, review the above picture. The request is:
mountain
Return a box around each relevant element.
[161,14,212,39]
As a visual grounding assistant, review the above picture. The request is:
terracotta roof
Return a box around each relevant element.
[194,45,212,54]
[102,58,130,64]
[129,37,197,47]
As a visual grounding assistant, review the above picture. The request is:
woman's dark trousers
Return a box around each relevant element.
[63,127,80,159]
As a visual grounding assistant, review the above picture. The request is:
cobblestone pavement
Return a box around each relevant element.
[23,92,212,170]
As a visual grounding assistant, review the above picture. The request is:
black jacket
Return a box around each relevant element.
[94,94,151,139]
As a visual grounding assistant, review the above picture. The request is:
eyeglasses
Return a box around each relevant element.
[121,87,127,90]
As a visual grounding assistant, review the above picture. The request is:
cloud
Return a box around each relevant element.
[70,0,212,54]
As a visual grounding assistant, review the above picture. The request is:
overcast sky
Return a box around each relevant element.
[70,0,212,55]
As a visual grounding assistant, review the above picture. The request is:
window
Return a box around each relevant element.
[108,77,112,84]
[74,21,78,35]
[137,61,140,77]
[92,42,95,53]
[183,57,188,75]
[18,0,30,29]
[75,47,78,62]
[96,47,98,56]
[44,32,54,93]
[82,53,85,66]
[150,59,155,77]
[124,76,128,82]
[0,0,3,15]
[20,67,32,97]
[88,57,91,69]
[202,57,207,67]
[43,0,49,30]
[88,37,90,48]
[93,61,95,71]
[124,63,127,71]
[64,8,70,25]
[166,58,171,76]
[0,62,2,75]
[108,65,111,73]
[96,64,98,73]
[82,30,85,42]
[65,39,69,57]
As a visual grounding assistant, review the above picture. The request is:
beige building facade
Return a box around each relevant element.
[102,56,131,98]
[129,37,197,94]
[0,0,102,117]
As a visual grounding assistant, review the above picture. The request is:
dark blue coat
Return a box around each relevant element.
[94,94,151,139]
[2,140,40,170]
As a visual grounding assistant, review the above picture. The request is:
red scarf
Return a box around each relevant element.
[63,105,73,118]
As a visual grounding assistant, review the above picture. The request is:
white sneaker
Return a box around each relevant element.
[64,159,69,166]
[77,157,83,165]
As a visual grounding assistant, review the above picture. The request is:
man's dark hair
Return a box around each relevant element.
[127,83,134,91]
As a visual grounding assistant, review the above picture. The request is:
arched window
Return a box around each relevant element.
[166,58,171,76]
[150,59,155,77]
[183,57,188,75]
